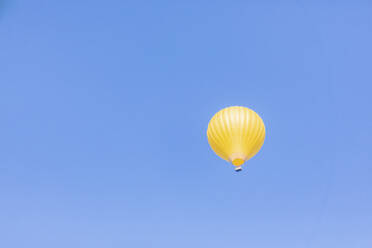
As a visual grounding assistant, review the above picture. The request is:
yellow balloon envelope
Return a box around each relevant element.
[207,106,265,171]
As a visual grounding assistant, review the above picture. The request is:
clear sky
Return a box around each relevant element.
[1,1,371,247]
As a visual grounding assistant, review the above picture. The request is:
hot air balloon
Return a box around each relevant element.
[207,106,265,172]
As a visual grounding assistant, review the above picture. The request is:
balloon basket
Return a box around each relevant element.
[234,166,242,172]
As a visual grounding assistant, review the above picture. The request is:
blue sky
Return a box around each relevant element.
[1,1,372,247]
